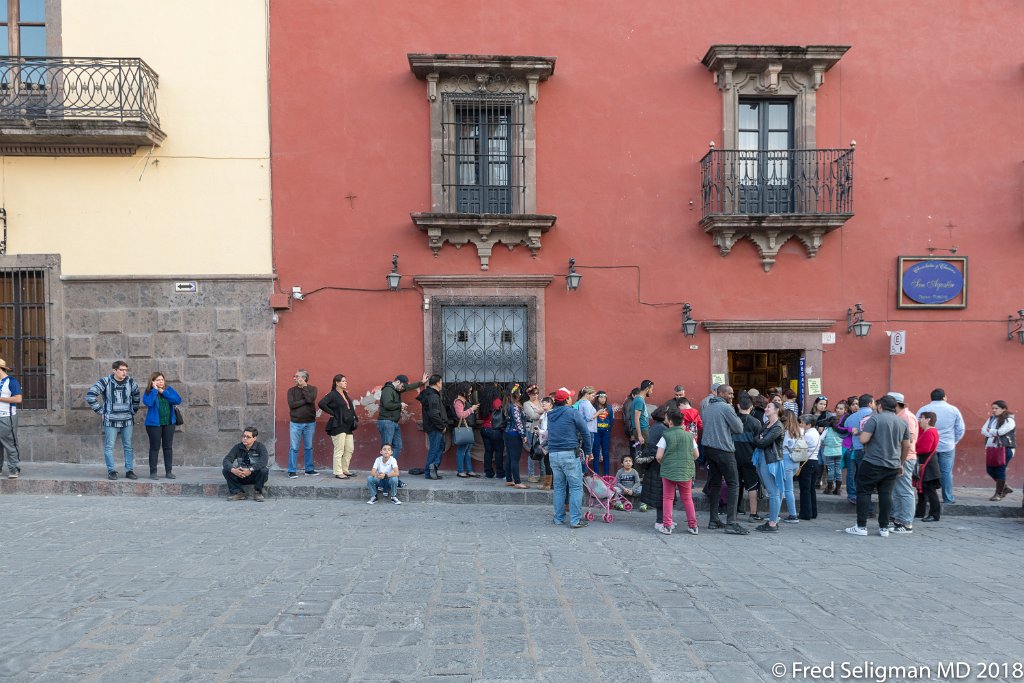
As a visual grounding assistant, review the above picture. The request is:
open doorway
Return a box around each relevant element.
[727,349,804,399]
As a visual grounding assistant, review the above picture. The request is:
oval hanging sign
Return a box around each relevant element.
[901,260,964,304]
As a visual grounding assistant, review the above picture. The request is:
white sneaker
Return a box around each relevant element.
[367,496,377,505]
[845,525,867,536]
[687,526,698,535]
[878,527,889,538]
[670,522,678,531]
[391,496,402,505]
[655,523,672,535]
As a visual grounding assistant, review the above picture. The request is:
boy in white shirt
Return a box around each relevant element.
[367,444,401,505]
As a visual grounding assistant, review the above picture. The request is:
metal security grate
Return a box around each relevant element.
[441,87,526,214]
[440,305,529,410]
[0,269,48,409]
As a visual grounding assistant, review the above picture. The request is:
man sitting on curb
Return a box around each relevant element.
[368,444,402,505]
[223,427,269,502]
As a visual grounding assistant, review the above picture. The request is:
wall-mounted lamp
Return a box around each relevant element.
[386,254,402,291]
[681,303,699,337]
[566,257,582,291]
[846,303,871,337]
[1008,310,1024,345]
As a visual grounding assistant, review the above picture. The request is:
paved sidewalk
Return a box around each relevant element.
[1,462,1021,518]
[1,495,1022,682]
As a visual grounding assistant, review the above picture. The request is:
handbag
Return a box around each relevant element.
[998,429,1016,448]
[453,418,475,446]
[985,446,1007,467]
[173,406,184,427]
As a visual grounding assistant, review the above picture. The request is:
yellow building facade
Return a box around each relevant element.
[0,0,275,466]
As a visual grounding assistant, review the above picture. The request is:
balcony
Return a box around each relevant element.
[699,146,854,271]
[0,57,165,156]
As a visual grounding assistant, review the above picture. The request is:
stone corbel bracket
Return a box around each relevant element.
[702,214,851,272]
[411,213,557,270]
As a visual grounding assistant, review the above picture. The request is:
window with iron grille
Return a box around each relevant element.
[0,268,48,409]
[443,94,525,214]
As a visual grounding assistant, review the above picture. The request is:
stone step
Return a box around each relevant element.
[1,463,1021,518]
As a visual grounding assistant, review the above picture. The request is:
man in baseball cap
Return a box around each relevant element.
[0,358,23,478]
[547,387,593,528]
[887,391,919,534]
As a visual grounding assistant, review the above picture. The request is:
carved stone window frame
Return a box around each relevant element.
[702,45,849,150]
[699,45,853,272]
[0,252,66,427]
[409,54,557,270]
[414,274,551,390]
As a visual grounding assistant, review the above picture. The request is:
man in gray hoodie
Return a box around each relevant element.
[700,384,747,534]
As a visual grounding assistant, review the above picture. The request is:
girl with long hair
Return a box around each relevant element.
[981,400,1016,501]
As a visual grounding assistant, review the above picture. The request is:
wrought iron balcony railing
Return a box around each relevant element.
[0,56,160,127]
[700,147,854,218]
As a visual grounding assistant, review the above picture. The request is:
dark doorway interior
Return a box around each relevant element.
[727,349,803,397]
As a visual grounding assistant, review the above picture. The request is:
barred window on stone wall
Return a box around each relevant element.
[442,93,525,214]
[0,268,48,409]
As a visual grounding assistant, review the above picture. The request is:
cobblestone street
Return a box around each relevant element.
[2,495,1022,682]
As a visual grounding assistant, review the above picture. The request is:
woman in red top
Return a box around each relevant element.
[479,384,505,479]
[914,412,941,521]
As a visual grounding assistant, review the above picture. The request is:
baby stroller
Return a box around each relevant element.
[581,455,632,523]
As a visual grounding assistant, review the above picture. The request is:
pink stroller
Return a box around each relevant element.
[581,456,632,523]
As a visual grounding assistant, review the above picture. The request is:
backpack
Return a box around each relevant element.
[491,402,506,430]
[622,396,635,436]
[789,433,811,463]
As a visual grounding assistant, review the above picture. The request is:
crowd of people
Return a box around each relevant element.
[0,359,1017,533]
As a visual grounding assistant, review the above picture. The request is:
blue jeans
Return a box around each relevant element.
[103,423,134,472]
[782,454,797,517]
[550,450,583,526]
[288,422,315,473]
[756,458,782,523]
[846,449,861,501]
[892,458,917,524]
[937,449,956,503]
[377,419,403,461]
[456,441,474,474]
[368,476,397,498]
[424,429,444,477]
[593,430,611,475]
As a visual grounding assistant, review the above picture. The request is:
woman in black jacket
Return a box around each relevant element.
[318,374,358,479]
[753,401,785,532]
[636,404,670,527]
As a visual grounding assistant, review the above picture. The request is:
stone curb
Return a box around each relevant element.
[1,477,1021,518]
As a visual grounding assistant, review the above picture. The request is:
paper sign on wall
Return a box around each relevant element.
[712,374,726,386]
[807,378,822,395]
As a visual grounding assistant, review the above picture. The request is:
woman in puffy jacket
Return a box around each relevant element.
[636,405,669,523]
[143,371,182,480]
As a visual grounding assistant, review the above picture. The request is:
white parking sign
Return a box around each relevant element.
[890,330,906,356]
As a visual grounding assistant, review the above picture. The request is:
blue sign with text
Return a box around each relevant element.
[902,260,964,304]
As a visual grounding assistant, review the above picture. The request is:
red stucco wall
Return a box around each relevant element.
[268,0,1024,485]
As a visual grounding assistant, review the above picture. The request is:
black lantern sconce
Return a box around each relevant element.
[681,303,699,337]
[1008,310,1024,345]
[566,258,582,291]
[846,303,871,338]
[386,254,402,291]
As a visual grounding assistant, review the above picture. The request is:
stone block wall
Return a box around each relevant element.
[17,276,276,468]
